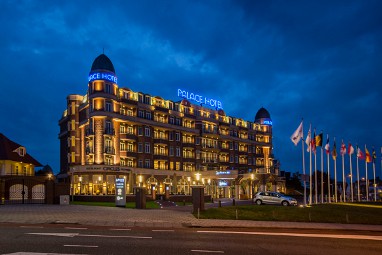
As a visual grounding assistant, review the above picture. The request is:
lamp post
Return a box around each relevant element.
[250,173,254,200]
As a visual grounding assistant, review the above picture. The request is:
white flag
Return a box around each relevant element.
[290,121,303,146]
[305,126,311,152]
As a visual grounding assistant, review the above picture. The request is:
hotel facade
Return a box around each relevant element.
[58,54,285,199]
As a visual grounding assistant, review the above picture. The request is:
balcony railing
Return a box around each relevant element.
[104,146,115,154]
[104,128,115,135]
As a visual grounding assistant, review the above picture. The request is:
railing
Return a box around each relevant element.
[104,146,115,154]
[104,128,115,135]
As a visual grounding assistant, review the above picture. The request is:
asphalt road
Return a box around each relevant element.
[1,223,381,255]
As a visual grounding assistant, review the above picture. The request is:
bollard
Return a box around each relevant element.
[236,209,238,220]
[232,199,235,206]
[183,199,186,206]
[198,208,200,219]
[212,197,214,203]
[218,200,222,207]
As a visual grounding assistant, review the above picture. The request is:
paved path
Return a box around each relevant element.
[0,204,381,232]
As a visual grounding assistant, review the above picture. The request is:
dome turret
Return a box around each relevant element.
[90,54,116,74]
[255,107,272,125]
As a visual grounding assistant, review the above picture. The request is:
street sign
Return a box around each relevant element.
[115,177,126,207]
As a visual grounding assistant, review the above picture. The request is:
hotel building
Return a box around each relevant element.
[58,54,285,199]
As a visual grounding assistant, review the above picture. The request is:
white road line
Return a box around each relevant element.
[197,230,382,241]
[19,226,44,228]
[152,230,174,232]
[109,228,131,231]
[26,233,152,239]
[64,227,88,230]
[64,244,98,248]
[191,250,224,253]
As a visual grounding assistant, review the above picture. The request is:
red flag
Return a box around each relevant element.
[340,140,346,156]
[348,143,354,155]
[311,130,316,154]
[357,146,365,160]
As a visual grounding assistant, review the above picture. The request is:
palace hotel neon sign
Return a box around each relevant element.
[177,89,223,109]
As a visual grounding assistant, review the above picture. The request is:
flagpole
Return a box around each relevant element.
[349,145,353,202]
[356,145,360,201]
[314,146,318,204]
[373,149,376,202]
[365,145,369,202]
[334,137,337,203]
[321,144,324,203]
[342,143,346,203]
[309,125,312,205]
[327,137,331,203]
[301,121,306,207]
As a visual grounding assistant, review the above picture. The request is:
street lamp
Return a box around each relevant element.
[250,173,254,200]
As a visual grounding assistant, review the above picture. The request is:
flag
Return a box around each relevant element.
[306,127,311,152]
[311,130,317,154]
[372,148,377,163]
[332,139,337,160]
[340,140,346,156]
[348,143,354,155]
[290,121,303,146]
[324,134,330,154]
[315,133,323,147]
[365,147,372,163]
[357,146,365,160]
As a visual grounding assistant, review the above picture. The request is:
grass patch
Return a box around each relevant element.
[71,201,160,209]
[197,203,382,225]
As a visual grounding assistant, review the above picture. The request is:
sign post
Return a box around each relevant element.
[115,177,126,207]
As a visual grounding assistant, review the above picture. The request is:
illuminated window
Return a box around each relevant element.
[71,152,75,163]
[71,136,75,147]
[71,120,75,130]
[175,162,180,170]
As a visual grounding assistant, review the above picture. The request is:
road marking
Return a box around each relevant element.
[19,226,44,228]
[152,230,174,232]
[109,228,131,231]
[197,230,382,241]
[27,233,79,237]
[191,250,224,253]
[64,244,98,248]
[26,232,152,239]
[2,253,85,255]
[64,227,88,230]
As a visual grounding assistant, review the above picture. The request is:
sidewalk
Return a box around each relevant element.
[0,204,381,232]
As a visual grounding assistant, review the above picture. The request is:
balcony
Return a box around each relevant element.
[201,159,219,164]
[182,142,195,148]
[104,128,115,135]
[153,138,168,145]
[120,132,136,140]
[153,154,168,160]
[104,146,115,154]
[85,147,94,154]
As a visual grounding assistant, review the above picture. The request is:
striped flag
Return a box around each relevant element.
[340,140,346,156]
[332,139,337,160]
[365,147,372,163]
[357,146,365,160]
[324,135,330,154]
[348,143,354,155]
[372,148,377,163]
[306,127,312,152]
[315,133,323,147]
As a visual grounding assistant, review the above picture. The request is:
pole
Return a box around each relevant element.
[342,153,346,202]
[302,122,306,207]
[314,149,317,204]
[373,160,376,202]
[327,147,331,203]
[356,148,360,201]
[309,142,312,205]
[334,156,337,203]
[349,151,353,202]
[365,145,369,201]
[321,146,324,203]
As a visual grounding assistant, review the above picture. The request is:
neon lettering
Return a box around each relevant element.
[177,89,223,109]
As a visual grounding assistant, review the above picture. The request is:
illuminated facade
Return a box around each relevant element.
[58,54,284,199]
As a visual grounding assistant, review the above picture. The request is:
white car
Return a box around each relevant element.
[254,192,297,206]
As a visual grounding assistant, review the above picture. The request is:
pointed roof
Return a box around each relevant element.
[0,133,42,166]
[90,54,116,74]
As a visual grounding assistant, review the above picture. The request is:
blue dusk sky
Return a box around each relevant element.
[1,0,381,178]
